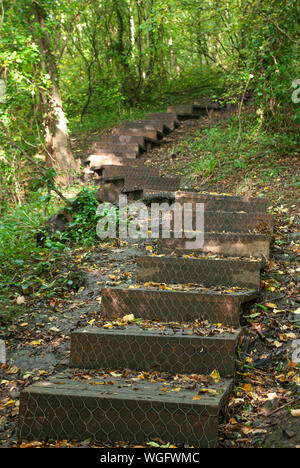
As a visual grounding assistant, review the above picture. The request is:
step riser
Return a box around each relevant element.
[98,166,159,179]
[136,257,262,289]
[167,105,206,118]
[96,184,141,205]
[145,113,180,122]
[170,211,273,234]
[124,175,180,192]
[104,175,181,193]
[158,236,270,260]
[176,114,202,121]
[89,151,138,159]
[175,193,268,213]
[113,130,162,141]
[119,122,173,134]
[86,155,144,169]
[193,99,222,110]
[18,381,232,448]
[114,127,164,139]
[101,288,258,326]
[91,140,142,150]
[120,119,177,131]
[92,144,141,154]
[99,136,147,147]
[70,328,240,376]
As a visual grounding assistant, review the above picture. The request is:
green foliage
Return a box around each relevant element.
[0,190,62,301]
[0,186,101,302]
[182,113,300,184]
[65,187,100,244]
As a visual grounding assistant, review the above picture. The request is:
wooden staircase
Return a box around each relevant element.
[17,98,273,447]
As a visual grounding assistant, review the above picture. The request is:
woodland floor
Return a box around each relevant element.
[0,107,299,448]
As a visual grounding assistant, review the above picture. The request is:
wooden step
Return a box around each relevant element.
[98,135,161,150]
[142,192,269,214]
[158,233,271,260]
[85,154,144,169]
[96,164,159,179]
[121,175,181,193]
[86,148,138,160]
[167,104,205,119]
[175,192,269,213]
[98,135,147,149]
[101,287,259,326]
[136,256,263,289]
[91,143,142,156]
[193,98,223,110]
[18,374,233,447]
[114,126,164,139]
[112,129,163,141]
[89,158,146,172]
[96,183,142,205]
[119,120,175,134]
[171,210,273,235]
[70,325,241,376]
[127,119,178,132]
[98,174,180,194]
[145,113,180,126]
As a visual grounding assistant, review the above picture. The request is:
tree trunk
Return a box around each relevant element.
[44,79,77,186]
[33,3,77,186]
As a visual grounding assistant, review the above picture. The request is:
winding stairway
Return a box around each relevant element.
[17,99,273,447]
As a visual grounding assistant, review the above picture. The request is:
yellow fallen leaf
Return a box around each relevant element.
[293,376,300,385]
[266,303,277,309]
[241,426,251,434]
[29,340,43,346]
[20,441,42,448]
[87,319,96,326]
[5,399,16,407]
[103,322,113,329]
[241,383,252,392]
[291,409,300,417]
[122,314,135,322]
[210,369,221,381]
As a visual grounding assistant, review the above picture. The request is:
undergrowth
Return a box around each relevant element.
[0,186,102,309]
[181,113,300,189]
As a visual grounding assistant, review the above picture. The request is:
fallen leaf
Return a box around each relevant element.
[210,369,221,381]
[122,314,135,322]
[16,296,26,305]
